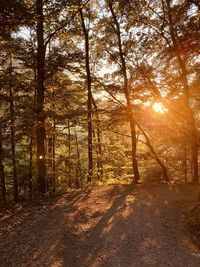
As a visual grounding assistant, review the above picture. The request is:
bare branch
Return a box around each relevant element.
[44,0,90,48]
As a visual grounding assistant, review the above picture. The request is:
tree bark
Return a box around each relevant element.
[9,87,18,202]
[80,7,93,183]
[92,96,103,180]
[75,129,81,188]
[8,50,18,202]
[166,0,198,183]
[52,117,56,193]
[67,119,72,187]
[108,0,140,183]
[47,137,51,191]
[183,145,188,183]
[136,121,170,183]
[29,136,33,199]
[36,0,46,193]
[0,126,6,207]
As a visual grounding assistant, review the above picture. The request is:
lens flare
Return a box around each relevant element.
[152,102,167,114]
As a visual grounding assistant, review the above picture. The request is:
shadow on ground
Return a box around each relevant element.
[56,185,200,267]
[1,184,200,267]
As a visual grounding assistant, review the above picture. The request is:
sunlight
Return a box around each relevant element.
[152,102,167,114]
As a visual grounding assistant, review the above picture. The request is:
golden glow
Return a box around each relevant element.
[39,155,43,159]
[144,101,150,107]
[152,102,167,114]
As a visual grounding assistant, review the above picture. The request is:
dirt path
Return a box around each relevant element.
[1,184,200,267]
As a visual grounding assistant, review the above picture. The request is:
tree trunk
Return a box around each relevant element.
[92,129,100,178]
[136,121,170,183]
[67,119,72,188]
[52,118,56,193]
[129,115,140,183]
[8,51,18,202]
[108,1,140,183]
[9,87,18,202]
[166,0,198,183]
[47,136,52,191]
[80,7,93,183]
[36,0,46,193]
[75,129,81,188]
[183,145,188,183]
[97,128,103,179]
[0,127,6,207]
[29,136,33,199]
[92,96,103,180]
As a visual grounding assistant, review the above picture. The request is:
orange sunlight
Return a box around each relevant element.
[152,102,167,114]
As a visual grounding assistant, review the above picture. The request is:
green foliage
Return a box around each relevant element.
[0,0,200,205]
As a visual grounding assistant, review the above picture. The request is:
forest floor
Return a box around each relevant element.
[1,184,200,267]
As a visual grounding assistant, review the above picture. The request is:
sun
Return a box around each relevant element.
[152,102,167,114]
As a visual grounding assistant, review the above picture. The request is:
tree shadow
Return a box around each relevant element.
[1,184,200,267]
[0,189,92,267]
[56,184,200,267]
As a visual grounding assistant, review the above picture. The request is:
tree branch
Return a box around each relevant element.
[44,0,90,48]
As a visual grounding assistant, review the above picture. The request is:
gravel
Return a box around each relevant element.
[0,184,200,267]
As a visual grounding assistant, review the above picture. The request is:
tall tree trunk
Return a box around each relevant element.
[28,65,37,199]
[75,129,81,188]
[92,96,103,180]
[108,1,140,183]
[8,51,18,201]
[36,0,46,193]
[52,117,56,193]
[92,129,101,178]
[166,0,198,183]
[29,136,33,199]
[0,126,6,207]
[136,121,170,183]
[80,7,93,183]
[97,127,103,179]
[67,119,72,187]
[9,87,18,202]
[183,145,188,183]
[47,136,52,191]
[8,52,18,202]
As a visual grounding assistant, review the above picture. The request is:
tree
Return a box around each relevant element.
[80,4,93,183]
[35,0,46,193]
[105,0,140,183]
[0,124,6,207]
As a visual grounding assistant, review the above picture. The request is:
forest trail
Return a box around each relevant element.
[1,184,200,267]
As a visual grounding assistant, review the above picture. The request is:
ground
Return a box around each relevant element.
[1,184,200,267]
